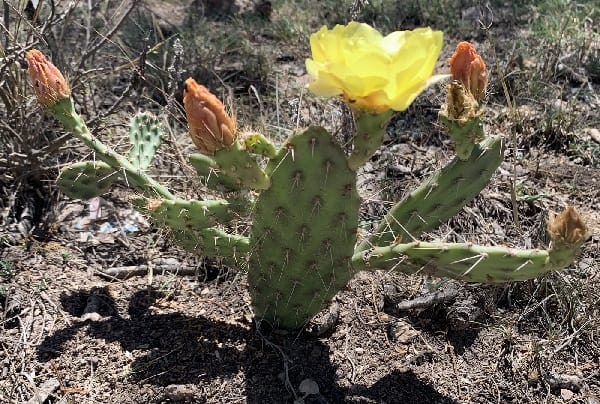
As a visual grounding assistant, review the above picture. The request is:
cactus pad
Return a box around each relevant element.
[358,136,504,251]
[249,127,360,329]
[146,198,243,230]
[171,227,250,266]
[57,161,119,199]
[128,112,162,170]
[353,241,571,283]
[244,133,277,158]
[190,142,270,191]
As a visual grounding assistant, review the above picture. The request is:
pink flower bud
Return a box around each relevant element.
[26,49,71,107]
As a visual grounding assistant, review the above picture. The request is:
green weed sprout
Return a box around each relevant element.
[26,24,590,330]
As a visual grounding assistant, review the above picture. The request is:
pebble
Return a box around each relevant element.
[561,388,574,401]
[389,320,419,344]
[164,384,197,401]
[299,378,319,395]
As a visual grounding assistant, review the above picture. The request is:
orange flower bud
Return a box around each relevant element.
[448,42,487,101]
[183,78,236,154]
[26,49,71,107]
[547,206,590,247]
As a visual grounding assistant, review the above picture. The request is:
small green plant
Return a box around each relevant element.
[26,24,590,330]
[38,274,49,292]
[61,249,73,262]
[0,261,16,280]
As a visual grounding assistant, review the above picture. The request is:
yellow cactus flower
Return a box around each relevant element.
[306,22,444,113]
[26,49,71,107]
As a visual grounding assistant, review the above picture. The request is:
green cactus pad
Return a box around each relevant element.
[357,136,504,251]
[57,161,119,200]
[244,133,277,158]
[171,227,250,267]
[146,198,244,230]
[128,112,162,170]
[190,141,270,191]
[352,241,575,283]
[249,127,360,329]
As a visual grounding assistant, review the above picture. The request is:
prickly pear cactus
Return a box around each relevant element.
[249,127,360,329]
[357,136,504,251]
[28,26,590,333]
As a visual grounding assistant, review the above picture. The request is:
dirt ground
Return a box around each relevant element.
[1,1,599,403]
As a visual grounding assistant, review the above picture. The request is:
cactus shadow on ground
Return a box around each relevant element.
[36,288,456,403]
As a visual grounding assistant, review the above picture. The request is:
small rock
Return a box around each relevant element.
[299,378,319,396]
[584,128,600,144]
[389,320,419,344]
[545,373,582,392]
[528,369,539,385]
[561,388,574,401]
[164,384,197,401]
[80,312,102,322]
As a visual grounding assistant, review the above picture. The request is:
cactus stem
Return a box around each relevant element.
[347,110,393,170]
[49,98,175,200]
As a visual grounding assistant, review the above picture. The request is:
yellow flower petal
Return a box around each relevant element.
[306,22,444,112]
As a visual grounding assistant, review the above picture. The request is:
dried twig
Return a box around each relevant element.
[25,378,59,404]
[394,288,459,311]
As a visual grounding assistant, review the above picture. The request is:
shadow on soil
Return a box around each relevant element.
[38,288,457,403]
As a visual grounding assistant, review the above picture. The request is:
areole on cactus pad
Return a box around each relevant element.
[27,22,590,331]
